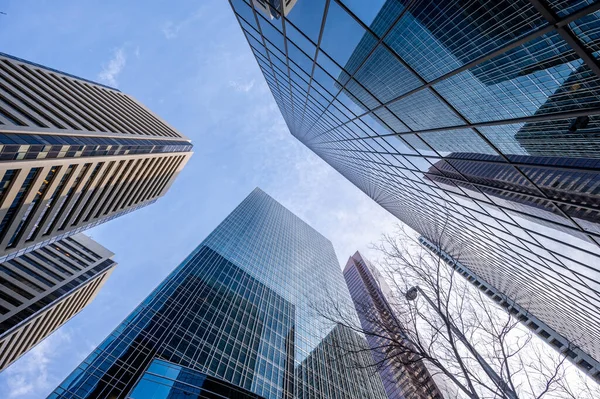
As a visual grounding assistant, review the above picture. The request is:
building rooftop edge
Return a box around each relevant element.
[0,52,120,92]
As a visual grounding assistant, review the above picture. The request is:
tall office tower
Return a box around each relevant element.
[344,251,443,399]
[49,188,387,399]
[231,0,600,381]
[424,153,600,235]
[0,233,116,371]
[419,236,600,379]
[0,53,192,263]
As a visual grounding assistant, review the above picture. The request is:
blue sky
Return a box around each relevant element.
[0,1,398,397]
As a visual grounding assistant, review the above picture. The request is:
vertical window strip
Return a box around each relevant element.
[0,78,54,128]
[0,62,75,129]
[16,63,93,131]
[103,159,141,215]
[37,164,86,237]
[5,259,52,288]
[25,66,103,132]
[58,76,123,134]
[27,165,75,241]
[89,160,128,220]
[58,163,99,231]
[75,161,116,226]
[0,168,40,241]
[78,82,143,135]
[41,71,111,132]
[8,166,60,248]
[0,263,44,293]
[0,170,17,206]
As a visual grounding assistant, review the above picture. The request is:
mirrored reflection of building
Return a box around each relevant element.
[419,236,600,380]
[48,188,387,399]
[252,0,298,19]
[231,0,600,382]
[424,153,600,236]
[0,233,116,371]
[515,63,600,158]
[0,53,193,264]
[344,252,443,399]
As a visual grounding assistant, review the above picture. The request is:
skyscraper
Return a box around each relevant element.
[0,52,193,263]
[230,0,600,381]
[49,188,387,399]
[0,233,116,371]
[419,235,600,379]
[344,251,443,399]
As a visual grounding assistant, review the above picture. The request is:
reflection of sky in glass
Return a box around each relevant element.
[231,0,600,371]
[50,189,385,399]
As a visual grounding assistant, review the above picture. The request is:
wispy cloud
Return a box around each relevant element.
[228,79,255,93]
[162,10,204,40]
[98,47,126,87]
[3,328,72,398]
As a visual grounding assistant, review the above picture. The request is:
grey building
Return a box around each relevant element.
[344,251,443,399]
[48,189,387,399]
[230,0,600,379]
[0,233,116,371]
[0,52,193,263]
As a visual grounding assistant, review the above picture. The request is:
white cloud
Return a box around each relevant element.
[3,328,72,398]
[228,79,255,92]
[98,47,126,87]
[162,21,179,39]
[162,10,204,40]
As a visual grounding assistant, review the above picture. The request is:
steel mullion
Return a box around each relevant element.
[300,0,417,139]
[294,0,331,138]
[528,0,600,77]
[310,1,600,141]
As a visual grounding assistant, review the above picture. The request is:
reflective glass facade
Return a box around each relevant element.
[230,0,600,376]
[49,188,387,399]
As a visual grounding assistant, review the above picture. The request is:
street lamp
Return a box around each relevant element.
[406,285,518,399]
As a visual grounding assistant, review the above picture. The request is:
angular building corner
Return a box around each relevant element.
[344,251,444,399]
[48,188,388,398]
[230,0,600,382]
[0,52,193,263]
[0,52,192,370]
[0,233,116,371]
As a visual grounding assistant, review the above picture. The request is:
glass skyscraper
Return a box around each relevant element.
[230,0,600,382]
[49,188,387,399]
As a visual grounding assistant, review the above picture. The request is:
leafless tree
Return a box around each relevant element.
[311,224,600,399]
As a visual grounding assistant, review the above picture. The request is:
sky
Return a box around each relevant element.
[0,1,400,397]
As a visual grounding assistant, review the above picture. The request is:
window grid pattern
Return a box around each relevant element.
[49,189,387,399]
[230,0,600,366]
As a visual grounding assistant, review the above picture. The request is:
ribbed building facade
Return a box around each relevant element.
[344,251,443,399]
[0,52,192,262]
[230,0,600,379]
[49,189,387,399]
[0,233,116,371]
